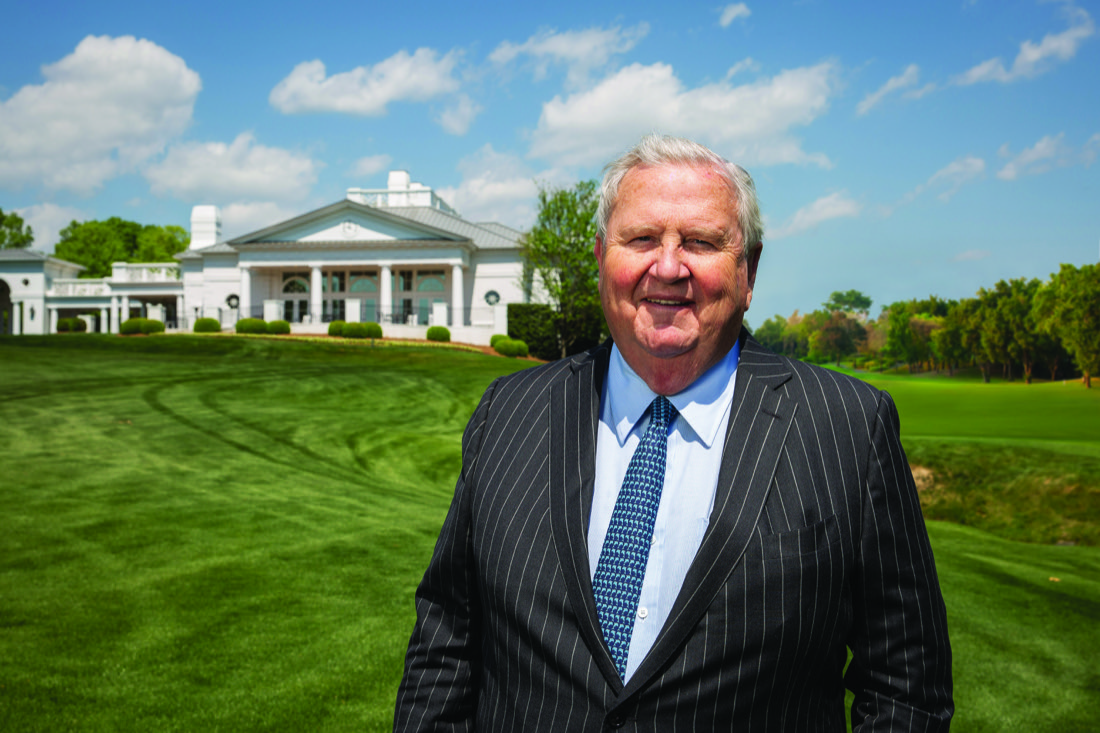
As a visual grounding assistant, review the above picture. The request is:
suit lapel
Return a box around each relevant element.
[626,334,795,695]
[547,344,625,691]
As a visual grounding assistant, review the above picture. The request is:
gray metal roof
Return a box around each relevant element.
[385,206,522,250]
[0,248,85,271]
[475,221,525,242]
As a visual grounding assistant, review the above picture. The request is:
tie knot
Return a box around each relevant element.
[651,395,675,432]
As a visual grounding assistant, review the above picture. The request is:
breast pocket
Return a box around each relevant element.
[760,514,841,560]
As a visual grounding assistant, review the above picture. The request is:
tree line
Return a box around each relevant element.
[754,264,1100,388]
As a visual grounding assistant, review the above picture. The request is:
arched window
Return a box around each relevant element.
[350,273,378,292]
[417,271,446,292]
[283,278,308,294]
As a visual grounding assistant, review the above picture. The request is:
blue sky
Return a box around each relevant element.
[1,0,1097,321]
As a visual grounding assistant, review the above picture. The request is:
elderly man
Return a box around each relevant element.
[395,135,953,731]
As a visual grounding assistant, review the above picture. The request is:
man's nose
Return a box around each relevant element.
[651,241,689,282]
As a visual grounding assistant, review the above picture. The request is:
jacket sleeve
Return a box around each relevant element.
[847,391,954,732]
[393,381,496,733]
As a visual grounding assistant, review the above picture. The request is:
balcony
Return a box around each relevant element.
[109,263,181,283]
[50,279,109,296]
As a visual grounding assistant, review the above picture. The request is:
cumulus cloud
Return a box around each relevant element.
[926,155,986,201]
[529,61,836,168]
[269,48,461,115]
[438,94,482,135]
[725,58,760,79]
[769,192,861,239]
[857,64,921,115]
[144,132,319,203]
[719,4,752,27]
[953,4,1094,85]
[436,145,558,230]
[15,202,90,253]
[349,154,393,178]
[221,202,304,240]
[490,24,648,88]
[0,35,201,195]
[997,133,1073,180]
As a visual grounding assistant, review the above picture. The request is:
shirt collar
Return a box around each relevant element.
[605,339,741,449]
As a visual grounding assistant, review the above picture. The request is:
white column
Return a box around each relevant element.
[121,296,130,324]
[239,265,252,319]
[176,295,184,330]
[49,307,58,334]
[12,302,21,336]
[379,264,392,324]
[451,264,464,327]
[310,265,323,324]
[99,308,108,333]
[110,297,118,334]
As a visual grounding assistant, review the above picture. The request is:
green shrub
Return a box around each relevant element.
[120,318,144,335]
[363,322,383,339]
[236,318,267,334]
[267,320,291,335]
[194,317,221,333]
[494,337,529,358]
[342,322,368,339]
[140,319,165,334]
[56,317,73,333]
[72,317,88,333]
[507,303,558,361]
[328,320,346,336]
[426,326,450,342]
[489,333,508,348]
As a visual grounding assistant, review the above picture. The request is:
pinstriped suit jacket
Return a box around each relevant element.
[395,333,953,732]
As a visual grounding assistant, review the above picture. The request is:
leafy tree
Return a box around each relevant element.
[809,310,865,366]
[996,278,1042,384]
[55,217,189,279]
[930,303,968,376]
[753,315,788,353]
[1034,264,1100,388]
[883,302,915,370]
[522,181,603,358]
[1,207,34,249]
[822,289,872,315]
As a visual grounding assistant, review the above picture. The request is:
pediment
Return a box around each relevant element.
[229,200,466,246]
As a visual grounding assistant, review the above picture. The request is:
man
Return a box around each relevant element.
[395,135,953,731]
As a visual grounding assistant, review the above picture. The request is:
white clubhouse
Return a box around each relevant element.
[1,172,525,344]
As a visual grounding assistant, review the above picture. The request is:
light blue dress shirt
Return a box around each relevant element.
[588,340,741,682]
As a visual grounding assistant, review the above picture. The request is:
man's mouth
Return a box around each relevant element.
[643,298,690,307]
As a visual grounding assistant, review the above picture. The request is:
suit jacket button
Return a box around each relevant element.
[606,713,627,729]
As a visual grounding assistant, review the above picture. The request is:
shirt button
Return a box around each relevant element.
[638,607,648,620]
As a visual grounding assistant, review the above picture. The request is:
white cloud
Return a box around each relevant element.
[725,58,760,79]
[953,4,1094,84]
[529,61,836,168]
[770,191,861,239]
[926,155,986,201]
[269,48,461,115]
[719,4,752,28]
[1084,133,1100,165]
[436,145,555,230]
[15,202,89,254]
[144,132,319,203]
[349,154,393,178]
[997,133,1072,180]
[0,35,201,194]
[490,24,648,88]
[438,94,481,135]
[857,64,921,115]
[221,202,303,240]
[952,249,991,262]
[903,82,938,100]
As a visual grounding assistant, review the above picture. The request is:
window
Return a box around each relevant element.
[283,278,308,294]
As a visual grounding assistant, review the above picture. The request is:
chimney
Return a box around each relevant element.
[190,206,222,249]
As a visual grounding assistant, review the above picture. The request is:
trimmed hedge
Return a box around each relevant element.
[194,318,221,333]
[266,320,291,335]
[328,320,346,336]
[426,326,450,342]
[507,303,558,361]
[57,317,87,333]
[489,333,508,348]
[363,322,383,339]
[120,318,144,336]
[494,337,529,358]
[236,318,267,334]
[342,322,368,339]
[141,319,165,334]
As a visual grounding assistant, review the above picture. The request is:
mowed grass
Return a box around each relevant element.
[1,335,1097,731]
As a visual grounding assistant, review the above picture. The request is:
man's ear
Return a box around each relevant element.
[744,243,762,310]
[593,236,604,266]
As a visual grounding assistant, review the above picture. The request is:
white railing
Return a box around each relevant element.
[50,279,109,296]
[346,187,458,214]
[110,263,181,283]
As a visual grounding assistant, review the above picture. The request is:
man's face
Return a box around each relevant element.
[594,163,760,395]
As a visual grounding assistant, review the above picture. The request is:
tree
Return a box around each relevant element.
[822,289,871,315]
[522,181,603,358]
[1,207,34,249]
[883,302,915,370]
[1034,264,1100,388]
[55,217,189,278]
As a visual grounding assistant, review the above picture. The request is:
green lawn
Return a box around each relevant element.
[1,335,1096,731]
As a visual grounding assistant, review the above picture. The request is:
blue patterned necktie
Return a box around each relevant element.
[592,395,676,680]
